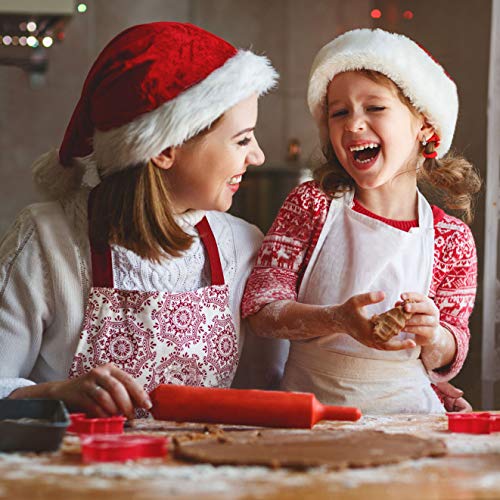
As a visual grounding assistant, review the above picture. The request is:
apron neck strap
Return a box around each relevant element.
[88,190,225,288]
[88,189,113,288]
[194,216,225,286]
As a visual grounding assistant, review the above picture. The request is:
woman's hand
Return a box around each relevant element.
[8,363,152,419]
[399,292,457,370]
[336,291,416,351]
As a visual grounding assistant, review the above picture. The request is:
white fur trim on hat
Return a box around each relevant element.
[307,29,458,158]
[94,50,278,176]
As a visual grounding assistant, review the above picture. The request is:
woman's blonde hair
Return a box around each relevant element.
[89,118,222,261]
[313,70,482,224]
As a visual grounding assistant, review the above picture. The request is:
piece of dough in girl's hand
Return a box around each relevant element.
[371,300,414,343]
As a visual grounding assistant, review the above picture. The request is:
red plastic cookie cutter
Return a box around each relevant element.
[80,434,168,463]
[67,413,126,434]
[447,412,500,434]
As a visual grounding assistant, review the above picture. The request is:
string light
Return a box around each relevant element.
[42,36,53,48]
[370,9,382,19]
[403,10,414,20]
[2,4,84,56]
[27,35,38,48]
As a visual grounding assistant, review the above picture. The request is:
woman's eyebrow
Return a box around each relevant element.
[231,127,255,139]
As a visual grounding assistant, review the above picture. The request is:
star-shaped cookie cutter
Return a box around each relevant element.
[67,413,126,434]
[447,412,500,434]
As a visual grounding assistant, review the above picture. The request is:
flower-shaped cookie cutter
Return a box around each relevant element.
[67,413,126,434]
[447,412,500,434]
[80,434,168,462]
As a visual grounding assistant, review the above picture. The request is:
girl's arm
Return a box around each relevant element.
[403,217,477,379]
[429,219,477,380]
[242,182,414,351]
[242,181,328,319]
[248,294,414,351]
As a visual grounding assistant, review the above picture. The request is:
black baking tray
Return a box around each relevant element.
[0,399,70,452]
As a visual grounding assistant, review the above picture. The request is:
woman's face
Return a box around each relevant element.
[327,71,424,190]
[164,94,265,213]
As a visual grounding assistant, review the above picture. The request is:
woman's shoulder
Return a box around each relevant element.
[2,199,62,240]
[1,190,89,254]
[206,211,263,248]
[0,200,62,267]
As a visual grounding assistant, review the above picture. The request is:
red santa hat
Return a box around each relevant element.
[33,22,278,199]
[307,28,458,158]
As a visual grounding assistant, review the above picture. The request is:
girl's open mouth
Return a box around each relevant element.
[349,143,380,168]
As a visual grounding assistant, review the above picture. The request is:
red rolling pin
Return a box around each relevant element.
[149,384,362,428]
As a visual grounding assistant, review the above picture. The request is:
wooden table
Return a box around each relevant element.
[0,414,499,499]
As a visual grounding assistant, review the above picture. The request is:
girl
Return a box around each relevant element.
[242,28,480,413]
[0,22,278,418]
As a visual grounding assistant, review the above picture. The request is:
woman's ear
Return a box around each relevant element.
[150,148,175,170]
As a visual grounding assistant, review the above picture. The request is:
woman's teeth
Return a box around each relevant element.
[228,175,242,185]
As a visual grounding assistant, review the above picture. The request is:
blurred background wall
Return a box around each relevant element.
[0,0,496,408]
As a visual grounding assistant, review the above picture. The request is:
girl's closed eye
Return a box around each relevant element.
[237,137,252,146]
[367,105,386,112]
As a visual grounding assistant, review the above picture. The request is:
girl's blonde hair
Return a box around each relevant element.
[89,118,222,261]
[313,70,482,224]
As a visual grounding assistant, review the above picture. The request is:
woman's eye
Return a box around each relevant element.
[330,109,348,118]
[238,137,252,146]
[368,106,385,112]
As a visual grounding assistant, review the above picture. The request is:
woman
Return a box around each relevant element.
[0,22,278,418]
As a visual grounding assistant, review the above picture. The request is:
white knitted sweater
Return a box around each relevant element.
[0,188,279,397]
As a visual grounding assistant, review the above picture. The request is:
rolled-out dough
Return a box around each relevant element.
[174,429,447,470]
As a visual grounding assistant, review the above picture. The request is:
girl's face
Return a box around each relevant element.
[327,71,425,190]
[164,94,265,213]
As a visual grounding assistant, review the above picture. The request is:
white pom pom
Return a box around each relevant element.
[32,149,86,200]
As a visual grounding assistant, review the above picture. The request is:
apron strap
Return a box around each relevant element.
[88,190,225,287]
[88,189,113,288]
[195,216,225,286]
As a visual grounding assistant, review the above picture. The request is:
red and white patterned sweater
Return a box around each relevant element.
[242,181,477,382]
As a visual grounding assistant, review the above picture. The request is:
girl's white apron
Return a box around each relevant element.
[281,190,444,413]
[69,194,239,413]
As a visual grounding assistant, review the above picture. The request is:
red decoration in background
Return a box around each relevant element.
[370,9,382,19]
[403,10,414,20]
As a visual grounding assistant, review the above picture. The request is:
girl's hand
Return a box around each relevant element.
[336,291,416,351]
[400,292,457,369]
[399,292,441,346]
[434,381,473,412]
[8,363,152,419]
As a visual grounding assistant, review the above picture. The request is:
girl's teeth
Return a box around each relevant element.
[349,143,379,152]
[228,175,242,185]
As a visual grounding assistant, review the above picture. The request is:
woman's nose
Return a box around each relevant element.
[248,139,265,166]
